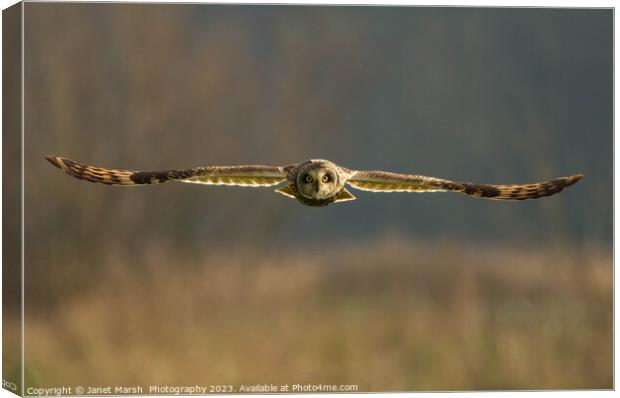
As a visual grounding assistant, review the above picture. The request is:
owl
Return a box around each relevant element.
[46,156,582,207]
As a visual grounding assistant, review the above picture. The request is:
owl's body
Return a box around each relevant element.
[278,159,355,206]
[46,156,582,207]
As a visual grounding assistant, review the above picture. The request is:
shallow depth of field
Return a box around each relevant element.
[9,4,612,393]
[17,239,611,391]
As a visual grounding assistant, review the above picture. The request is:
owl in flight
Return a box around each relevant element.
[46,156,582,207]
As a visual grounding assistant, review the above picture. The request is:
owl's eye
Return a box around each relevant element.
[321,175,330,183]
[305,175,313,183]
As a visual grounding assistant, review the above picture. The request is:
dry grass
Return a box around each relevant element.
[20,238,612,391]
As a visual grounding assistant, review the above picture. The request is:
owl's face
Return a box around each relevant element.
[295,160,344,202]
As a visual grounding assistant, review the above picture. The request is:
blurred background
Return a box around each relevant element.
[13,3,612,391]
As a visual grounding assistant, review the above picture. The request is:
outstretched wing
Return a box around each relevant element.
[346,170,583,200]
[46,156,287,187]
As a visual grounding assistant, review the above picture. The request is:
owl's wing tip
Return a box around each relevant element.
[45,155,62,168]
[566,173,584,185]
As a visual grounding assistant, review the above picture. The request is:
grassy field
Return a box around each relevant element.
[19,238,612,392]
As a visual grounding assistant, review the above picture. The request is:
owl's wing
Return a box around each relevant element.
[346,170,583,200]
[46,156,288,187]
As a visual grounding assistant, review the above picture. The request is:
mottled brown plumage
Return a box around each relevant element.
[347,170,583,201]
[46,156,136,185]
[45,156,286,187]
[46,156,582,207]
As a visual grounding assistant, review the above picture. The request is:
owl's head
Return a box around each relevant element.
[295,160,345,202]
